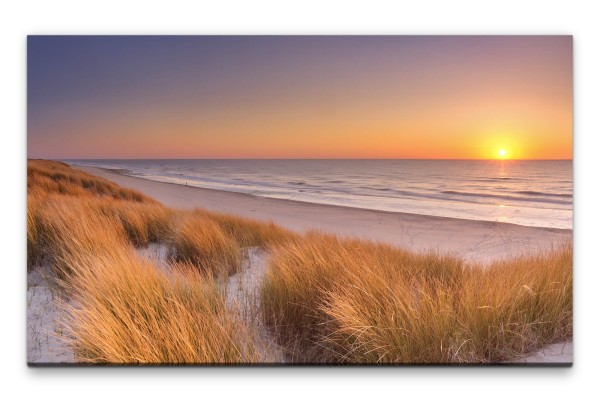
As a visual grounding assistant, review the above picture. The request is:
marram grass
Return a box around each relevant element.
[28,160,572,364]
[260,232,572,364]
[57,245,262,364]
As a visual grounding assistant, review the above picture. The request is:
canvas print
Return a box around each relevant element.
[27,36,573,365]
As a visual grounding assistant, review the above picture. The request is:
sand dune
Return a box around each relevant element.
[27,164,571,365]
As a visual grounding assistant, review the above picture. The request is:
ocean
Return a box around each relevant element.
[67,159,573,229]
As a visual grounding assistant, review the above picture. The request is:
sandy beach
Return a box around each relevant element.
[79,166,572,265]
[77,165,574,365]
[27,161,572,365]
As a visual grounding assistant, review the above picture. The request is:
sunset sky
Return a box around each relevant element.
[27,36,572,160]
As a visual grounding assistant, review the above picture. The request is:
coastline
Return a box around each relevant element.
[28,160,572,364]
[76,165,572,264]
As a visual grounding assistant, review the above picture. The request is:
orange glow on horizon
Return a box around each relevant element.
[28,36,573,160]
[27,97,573,160]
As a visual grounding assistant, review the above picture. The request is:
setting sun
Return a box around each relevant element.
[27,36,573,160]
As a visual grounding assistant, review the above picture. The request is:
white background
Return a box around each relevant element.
[2,1,598,400]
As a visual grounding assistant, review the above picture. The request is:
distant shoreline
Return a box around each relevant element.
[67,159,572,230]
[85,164,572,232]
[73,164,572,264]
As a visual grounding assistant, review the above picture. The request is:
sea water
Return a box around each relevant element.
[67,159,573,229]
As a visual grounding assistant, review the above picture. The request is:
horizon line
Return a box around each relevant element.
[43,157,574,162]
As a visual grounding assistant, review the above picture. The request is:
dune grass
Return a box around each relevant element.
[27,193,44,269]
[42,204,262,363]
[165,209,294,276]
[28,194,172,271]
[27,161,173,271]
[167,213,243,277]
[28,160,265,363]
[191,209,295,249]
[36,196,129,282]
[57,243,261,364]
[27,160,292,273]
[94,198,172,246]
[260,232,572,364]
[27,160,573,364]
[28,159,151,202]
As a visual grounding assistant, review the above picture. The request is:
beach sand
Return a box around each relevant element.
[27,270,74,364]
[79,166,571,265]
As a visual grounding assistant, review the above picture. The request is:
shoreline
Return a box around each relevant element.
[102,167,571,231]
[86,165,572,232]
[75,165,572,264]
[71,163,572,231]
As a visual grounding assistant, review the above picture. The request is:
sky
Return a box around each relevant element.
[27,36,572,160]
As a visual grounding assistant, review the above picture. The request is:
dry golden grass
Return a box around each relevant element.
[57,244,261,364]
[168,213,242,277]
[166,209,294,277]
[94,198,172,246]
[27,161,172,268]
[27,193,44,269]
[27,160,573,364]
[191,209,295,248]
[28,160,267,364]
[453,247,573,362]
[260,232,572,364]
[28,194,172,272]
[28,159,151,203]
[27,160,289,271]
[36,195,129,281]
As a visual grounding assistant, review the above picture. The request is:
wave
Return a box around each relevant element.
[359,186,392,191]
[473,177,519,182]
[441,190,572,205]
[515,190,572,198]
[105,168,133,175]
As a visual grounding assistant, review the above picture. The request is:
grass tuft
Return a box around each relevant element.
[57,244,261,364]
[260,232,572,364]
[168,213,242,277]
[190,209,296,249]
[28,160,151,202]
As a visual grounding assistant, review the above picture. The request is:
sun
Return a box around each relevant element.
[498,149,507,158]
